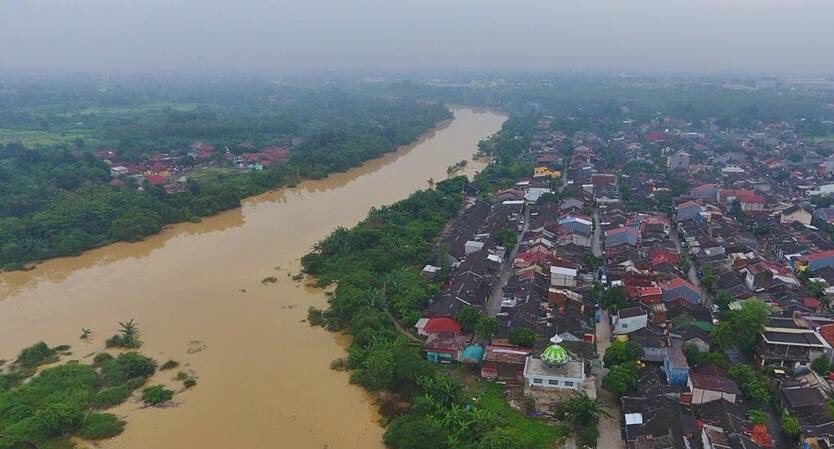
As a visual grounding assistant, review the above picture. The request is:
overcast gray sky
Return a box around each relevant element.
[2,0,833,75]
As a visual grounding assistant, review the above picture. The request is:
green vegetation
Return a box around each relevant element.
[302,177,566,448]
[105,319,142,349]
[747,409,768,425]
[160,359,180,371]
[0,80,451,268]
[600,314,644,398]
[455,306,481,334]
[602,340,644,368]
[0,344,159,449]
[683,345,727,368]
[812,356,831,376]
[14,342,59,369]
[494,228,518,248]
[602,364,639,396]
[710,299,769,352]
[780,413,800,439]
[509,328,537,348]
[728,364,771,403]
[141,385,174,406]
[554,392,610,448]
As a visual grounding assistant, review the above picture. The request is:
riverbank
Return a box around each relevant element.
[0,107,507,449]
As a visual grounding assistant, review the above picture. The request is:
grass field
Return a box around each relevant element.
[0,128,96,147]
[477,383,569,449]
[813,135,834,143]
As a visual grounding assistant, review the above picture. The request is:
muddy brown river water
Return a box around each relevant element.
[0,107,506,449]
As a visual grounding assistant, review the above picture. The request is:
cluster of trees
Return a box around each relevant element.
[0,342,159,449]
[601,341,643,396]
[302,177,566,448]
[0,86,450,268]
[710,299,769,353]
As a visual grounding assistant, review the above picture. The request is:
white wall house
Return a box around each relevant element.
[522,356,585,391]
[550,266,577,288]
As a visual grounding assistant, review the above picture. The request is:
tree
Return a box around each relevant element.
[475,316,499,338]
[456,306,481,334]
[700,266,716,293]
[599,286,628,313]
[494,228,518,248]
[780,413,800,439]
[509,327,537,348]
[554,392,611,427]
[602,364,638,396]
[603,340,644,368]
[713,291,734,310]
[582,252,602,272]
[383,414,449,449]
[711,299,769,352]
[105,318,142,349]
[728,364,771,403]
[812,356,831,375]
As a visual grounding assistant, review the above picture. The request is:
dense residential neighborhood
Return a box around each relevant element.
[401,96,834,448]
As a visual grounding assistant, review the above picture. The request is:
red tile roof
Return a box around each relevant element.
[423,317,461,334]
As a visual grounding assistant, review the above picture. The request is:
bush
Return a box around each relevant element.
[383,414,448,449]
[480,428,522,449]
[93,352,114,366]
[33,402,84,436]
[142,385,174,406]
[812,356,831,375]
[509,327,537,348]
[15,342,58,368]
[91,378,144,408]
[780,413,800,439]
[100,352,157,386]
[78,413,125,439]
[160,359,179,371]
[183,378,197,389]
[747,409,767,425]
[175,371,188,381]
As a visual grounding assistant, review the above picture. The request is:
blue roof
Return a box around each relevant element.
[460,345,485,363]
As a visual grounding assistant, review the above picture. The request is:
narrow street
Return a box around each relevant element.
[486,204,530,316]
[594,309,625,449]
[591,210,625,449]
[669,223,712,309]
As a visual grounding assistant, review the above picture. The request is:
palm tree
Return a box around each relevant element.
[80,328,92,340]
[556,392,611,427]
[118,319,142,348]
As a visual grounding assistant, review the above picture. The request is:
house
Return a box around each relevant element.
[661,277,702,305]
[533,166,560,179]
[781,385,826,416]
[676,201,702,222]
[525,187,552,203]
[558,215,593,236]
[667,151,690,170]
[423,332,467,363]
[687,369,740,404]
[415,317,461,337]
[780,205,812,225]
[560,198,585,213]
[813,207,834,228]
[718,189,766,212]
[613,307,648,335]
[744,263,773,291]
[481,345,531,381]
[522,344,585,391]
[661,347,690,386]
[691,184,719,202]
[464,240,485,255]
[605,226,640,247]
[110,166,129,177]
[796,249,834,273]
[495,189,525,202]
[756,317,833,371]
[550,266,578,288]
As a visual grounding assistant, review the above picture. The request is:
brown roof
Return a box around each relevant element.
[483,345,530,365]
[688,373,741,395]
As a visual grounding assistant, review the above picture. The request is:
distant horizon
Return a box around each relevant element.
[3,0,834,76]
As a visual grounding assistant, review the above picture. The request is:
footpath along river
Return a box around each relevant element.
[0,107,507,449]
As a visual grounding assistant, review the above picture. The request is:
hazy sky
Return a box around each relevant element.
[2,0,833,75]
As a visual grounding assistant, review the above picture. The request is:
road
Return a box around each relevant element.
[594,309,625,449]
[486,204,530,316]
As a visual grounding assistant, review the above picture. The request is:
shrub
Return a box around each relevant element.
[33,402,84,436]
[15,342,58,368]
[92,378,144,408]
[93,352,114,366]
[175,371,188,381]
[142,385,174,406]
[812,356,831,375]
[160,359,179,371]
[780,413,800,439]
[100,352,157,386]
[747,409,767,425]
[78,413,125,439]
[330,358,348,371]
[183,378,197,389]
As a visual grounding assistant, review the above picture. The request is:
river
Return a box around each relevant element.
[0,107,507,449]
